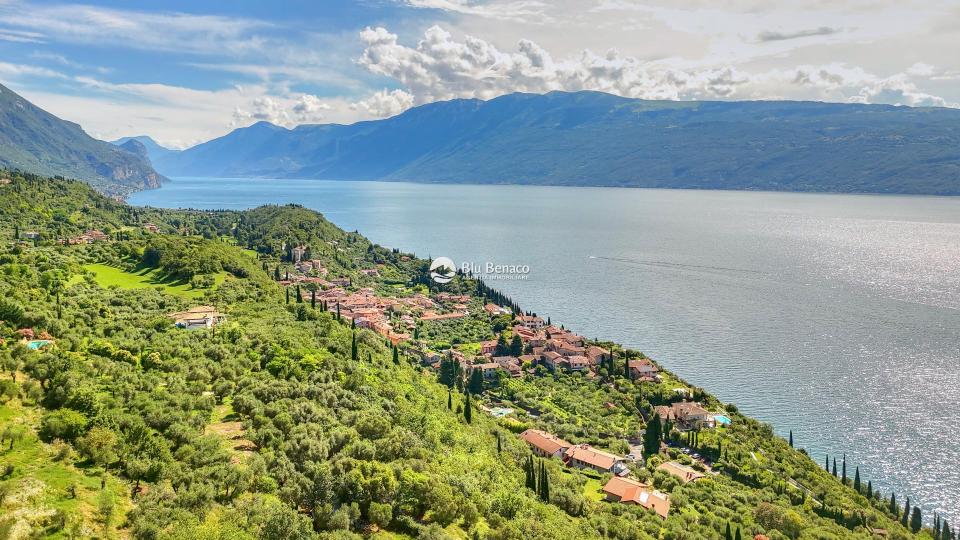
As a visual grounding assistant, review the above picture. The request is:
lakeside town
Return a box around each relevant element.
[235,243,738,520]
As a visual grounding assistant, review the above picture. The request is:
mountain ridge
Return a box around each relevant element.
[0,82,166,195]
[155,91,960,195]
[111,135,180,165]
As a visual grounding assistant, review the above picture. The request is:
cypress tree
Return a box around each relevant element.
[496,432,501,454]
[351,316,356,329]
[832,457,837,477]
[842,454,847,484]
[392,344,399,365]
[643,413,662,456]
[942,521,951,540]
[56,291,61,319]
[525,456,536,490]
[853,466,861,493]
[336,302,341,320]
[825,454,830,472]
[464,392,472,424]
[724,523,732,540]
[866,480,872,499]
[901,498,910,527]
[910,507,922,533]
[734,528,742,540]
[296,285,303,303]
[351,331,358,361]
[447,389,452,410]
[889,492,897,517]
[285,288,290,304]
[789,430,793,447]
[509,334,523,356]
[311,290,316,309]
[538,460,550,502]
[274,265,281,281]
[468,367,484,394]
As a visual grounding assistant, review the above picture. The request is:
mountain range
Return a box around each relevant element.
[146,91,960,195]
[3,82,960,195]
[0,83,164,194]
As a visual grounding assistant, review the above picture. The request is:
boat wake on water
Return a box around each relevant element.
[589,255,767,276]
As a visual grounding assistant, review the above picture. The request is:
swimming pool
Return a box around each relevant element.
[713,414,732,426]
[26,340,52,350]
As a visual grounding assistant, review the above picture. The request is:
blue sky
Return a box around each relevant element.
[2,0,958,148]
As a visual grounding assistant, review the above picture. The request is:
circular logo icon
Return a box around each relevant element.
[430,256,457,284]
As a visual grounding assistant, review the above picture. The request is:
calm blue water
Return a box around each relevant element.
[131,177,960,522]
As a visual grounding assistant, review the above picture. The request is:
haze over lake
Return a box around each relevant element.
[131,177,960,521]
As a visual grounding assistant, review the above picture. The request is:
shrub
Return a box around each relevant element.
[40,409,88,442]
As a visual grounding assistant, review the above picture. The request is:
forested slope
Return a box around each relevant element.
[0,172,941,540]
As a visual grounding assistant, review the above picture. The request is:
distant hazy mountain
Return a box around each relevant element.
[117,138,150,161]
[155,91,960,195]
[111,135,179,165]
[0,83,165,194]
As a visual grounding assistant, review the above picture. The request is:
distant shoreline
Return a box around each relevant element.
[134,175,960,200]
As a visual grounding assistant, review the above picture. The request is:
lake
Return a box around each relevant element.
[131,177,960,521]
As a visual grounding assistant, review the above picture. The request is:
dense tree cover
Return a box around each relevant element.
[0,174,943,539]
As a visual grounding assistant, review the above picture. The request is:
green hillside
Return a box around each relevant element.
[0,172,941,539]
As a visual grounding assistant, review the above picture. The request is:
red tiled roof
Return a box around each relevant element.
[520,429,571,456]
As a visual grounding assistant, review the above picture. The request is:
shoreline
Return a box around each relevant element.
[129,175,960,525]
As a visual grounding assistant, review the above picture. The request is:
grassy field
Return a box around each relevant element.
[581,476,606,502]
[79,263,224,299]
[0,392,132,538]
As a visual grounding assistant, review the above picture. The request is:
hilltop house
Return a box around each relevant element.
[471,362,501,380]
[601,477,671,519]
[655,401,714,429]
[564,444,628,475]
[492,356,523,377]
[484,303,511,316]
[515,314,545,330]
[480,339,499,356]
[658,461,706,483]
[540,351,563,371]
[585,345,612,365]
[628,358,660,381]
[567,355,591,372]
[520,429,571,458]
[168,306,225,330]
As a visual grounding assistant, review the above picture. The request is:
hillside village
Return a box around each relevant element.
[260,250,749,522]
[0,174,942,540]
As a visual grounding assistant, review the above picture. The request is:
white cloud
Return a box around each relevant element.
[359,24,757,103]
[232,96,289,126]
[0,27,43,43]
[350,88,414,117]
[0,2,269,55]
[357,24,957,108]
[292,94,332,122]
[403,0,551,23]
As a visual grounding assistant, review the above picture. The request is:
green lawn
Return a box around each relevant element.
[582,477,606,502]
[81,263,225,299]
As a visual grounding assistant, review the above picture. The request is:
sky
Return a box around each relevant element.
[2,0,959,149]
